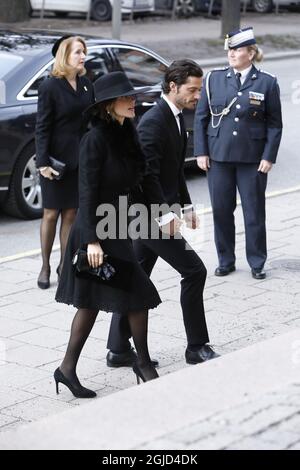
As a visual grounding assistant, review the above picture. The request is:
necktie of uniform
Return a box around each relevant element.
[236,72,242,90]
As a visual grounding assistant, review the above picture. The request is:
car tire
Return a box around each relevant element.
[54,11,69,18]
[91,0,112,21]
[251,0,273,13]
[176,0,195,17]
[5,144,43,220]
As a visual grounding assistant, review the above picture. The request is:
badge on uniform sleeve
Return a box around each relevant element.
[249,91,264,106]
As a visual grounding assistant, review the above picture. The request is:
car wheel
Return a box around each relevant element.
[54,11,68,18]
[5,144,43,219]
[91,0,112,21]
[175,0,195,17]
[251,0,273,13]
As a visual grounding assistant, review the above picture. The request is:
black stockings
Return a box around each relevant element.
[60,308,157,384]
[38,208,76,282]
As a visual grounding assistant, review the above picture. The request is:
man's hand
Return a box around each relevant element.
[184,211,200,229]
[39,166,59,180]
[160,217,183,237]
[87,242,104,268]
[197,156,210,172]
[258,160,273,173]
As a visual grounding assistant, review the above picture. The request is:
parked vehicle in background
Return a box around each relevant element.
[155,0,300,15]
[30,0,155,21]
[247,0,300,13]
[155,0,221,16]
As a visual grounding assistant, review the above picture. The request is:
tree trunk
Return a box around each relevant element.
[221,0,241,38]
[0,0,30,22]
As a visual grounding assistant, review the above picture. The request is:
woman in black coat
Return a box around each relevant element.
[54,72,161,398]
[35,36,94,289]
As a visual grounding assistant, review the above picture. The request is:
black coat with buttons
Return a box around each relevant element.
[194,65,283,163]
[78,118,145,245]
[35,75,94,169]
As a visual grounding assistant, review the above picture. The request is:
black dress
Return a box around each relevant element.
[35,75,94,209]
[55,118,161,314]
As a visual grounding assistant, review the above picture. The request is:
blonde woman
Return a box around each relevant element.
[195,27,282,280]
[35,35,94,289]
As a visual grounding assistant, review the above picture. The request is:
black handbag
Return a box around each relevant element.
[72,248,134,291]
[49,156,66,180]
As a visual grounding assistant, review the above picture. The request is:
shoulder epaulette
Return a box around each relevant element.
[212,66,230,72]
[259,69,276,78]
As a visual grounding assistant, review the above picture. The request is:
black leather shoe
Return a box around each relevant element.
[54,368,96,399]
[214,265,236,277]
[106,348,159,368]
[251,269,266,280]
[37,267,50,289]
[185,345,220,364]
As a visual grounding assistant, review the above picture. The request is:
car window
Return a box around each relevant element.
[24,64,52,97]
[84,49,112,83]
[109,47,168,86]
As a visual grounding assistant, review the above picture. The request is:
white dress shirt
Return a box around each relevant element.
[162,94,182,133]
[233,64,253,86]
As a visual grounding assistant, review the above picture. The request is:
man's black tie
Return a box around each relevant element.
[236,72,242,90]
[178,112,186,136]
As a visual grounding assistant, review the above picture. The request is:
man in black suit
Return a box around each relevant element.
[106,60,219,367]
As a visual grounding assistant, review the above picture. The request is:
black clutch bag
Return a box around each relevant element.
[72,249,134,291]
[49,156,66,180]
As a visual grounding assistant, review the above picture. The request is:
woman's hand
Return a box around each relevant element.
[197,156,210,172]
[39,166,59,180]
[87,242,104,268]
[258,160,273,174]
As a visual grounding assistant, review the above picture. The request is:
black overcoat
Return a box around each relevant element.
[35,75,94,209]
[55,118,161,314]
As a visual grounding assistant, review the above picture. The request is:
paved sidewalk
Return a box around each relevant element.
[1,328,300,450]
[0,187,300,439]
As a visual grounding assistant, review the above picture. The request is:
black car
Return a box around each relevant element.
[0,30,197,220]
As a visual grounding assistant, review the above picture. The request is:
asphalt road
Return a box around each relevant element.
[0,57,299,259]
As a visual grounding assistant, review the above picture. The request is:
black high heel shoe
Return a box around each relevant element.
[37,267,50,289]
[132,362,159,385]
[54,368,97,398]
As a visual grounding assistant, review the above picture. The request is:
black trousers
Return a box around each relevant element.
[107,235,210,352]
[207,160,268,270]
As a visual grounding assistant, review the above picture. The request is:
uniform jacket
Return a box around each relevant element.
[137,98,192,210]
[194,65,283,163]
[35,75,94,169]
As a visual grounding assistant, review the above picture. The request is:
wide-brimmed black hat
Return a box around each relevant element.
[52,35,74,57]
[84,71,151,114]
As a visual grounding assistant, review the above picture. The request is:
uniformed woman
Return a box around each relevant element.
[194,27,282,279]
[36,36,94,289]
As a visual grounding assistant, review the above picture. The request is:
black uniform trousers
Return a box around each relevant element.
[107,236,210,352]
[207,160,268,270]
